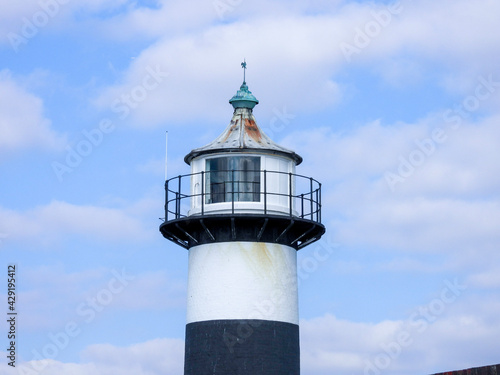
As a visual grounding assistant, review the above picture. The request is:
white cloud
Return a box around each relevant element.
[0,1,41,20]
[0,200,152,248]
[87,0,500,128]
[0,0,212,47]
[286,111,500,193]
[4,0,500,95]
[343,0,500,75]
[278,113,500,277]
[89,0,221,40]
[110,270,186,311]
[3,298,499,375]
[3,338,184,375]
[4,265,108,331]
[301,297,500,375]
[375,258,443,273]
[73,0,347,41]
[0,0,133,48]
[72,0,129,13]
[0,70,66,156]
[92,13,349,127]
[4,0,496,128]
[3,299,498,375]
[5,265,185,332]
[342,198,499,255]
[81,338,184,374]
[467,268,500,289]
[0,1,42,45]
[0,0,127,21]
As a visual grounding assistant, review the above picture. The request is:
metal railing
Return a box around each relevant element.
[163,170,322,224]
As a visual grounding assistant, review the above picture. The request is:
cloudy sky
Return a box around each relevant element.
[1,0,500,374]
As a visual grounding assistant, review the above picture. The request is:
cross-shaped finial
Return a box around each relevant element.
[241,59,247,83]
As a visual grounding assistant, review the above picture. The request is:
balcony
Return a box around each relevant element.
[159,170,326,250]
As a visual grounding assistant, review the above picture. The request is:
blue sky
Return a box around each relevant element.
[1,0,500,374]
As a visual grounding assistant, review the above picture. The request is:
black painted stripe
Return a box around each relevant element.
[184,319,299,375]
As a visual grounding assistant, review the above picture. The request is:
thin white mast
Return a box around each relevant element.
[164,131,168,181]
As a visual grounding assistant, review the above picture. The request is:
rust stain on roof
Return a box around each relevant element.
[220,119,239,144]
[244,118,262,143]
[184,108,303,165]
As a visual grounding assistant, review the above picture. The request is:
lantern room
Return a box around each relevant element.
[159,77,325,250]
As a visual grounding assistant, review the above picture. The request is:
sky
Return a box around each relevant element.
[1,0,500,374]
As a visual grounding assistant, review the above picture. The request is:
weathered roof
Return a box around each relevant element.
[184,82,302,165]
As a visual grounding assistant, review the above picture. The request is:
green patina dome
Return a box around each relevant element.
[229,81,259,109]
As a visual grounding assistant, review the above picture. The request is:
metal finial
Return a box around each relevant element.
[241,59,247,83]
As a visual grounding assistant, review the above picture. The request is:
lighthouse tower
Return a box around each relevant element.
[160,63,325,375]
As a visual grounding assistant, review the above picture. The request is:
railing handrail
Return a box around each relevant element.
[165,169,322,186]
[164,169,322,223]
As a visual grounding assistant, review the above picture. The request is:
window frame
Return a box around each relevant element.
[205,155,261,204]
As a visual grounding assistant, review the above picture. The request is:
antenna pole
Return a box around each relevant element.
[164,131,168,181]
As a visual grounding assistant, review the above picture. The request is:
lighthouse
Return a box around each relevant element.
[160,63,326,375]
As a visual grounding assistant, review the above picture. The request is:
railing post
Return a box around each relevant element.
[178,175,182,218]
[165,180,169,221]
[309,177,314,221]
[231,170,235,214]
[263,170,267,215]
[301,193,304,218]
[319,182,322,223]
[315,188,319,222]
[289,172,293,217]
[175,192,180,219]
[201,171,204,216]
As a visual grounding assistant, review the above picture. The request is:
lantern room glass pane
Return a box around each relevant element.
[205,156,260,204]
